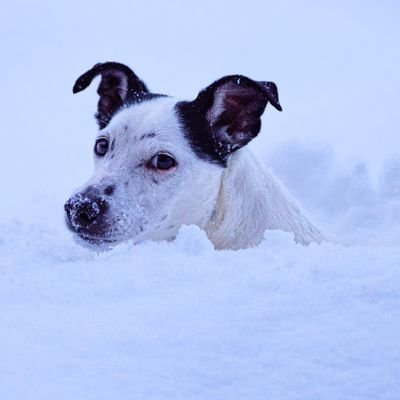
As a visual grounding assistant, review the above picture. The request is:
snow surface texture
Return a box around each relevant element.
[1,143,399,400]
[1,0,399,399]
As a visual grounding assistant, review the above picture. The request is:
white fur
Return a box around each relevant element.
[206,149,324,249]
[74,96,324,249]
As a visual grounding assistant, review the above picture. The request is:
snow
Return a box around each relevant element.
[1,146,399,399]
[1,0,399,399]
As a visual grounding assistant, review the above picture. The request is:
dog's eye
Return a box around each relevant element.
[94,138,109,157]
[150,153,177,171]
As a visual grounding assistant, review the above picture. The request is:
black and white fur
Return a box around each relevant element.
[65,62,323,250]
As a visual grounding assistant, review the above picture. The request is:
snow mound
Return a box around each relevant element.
[1,207,399,399]
[268,141,400,246]
[0,142,398,399]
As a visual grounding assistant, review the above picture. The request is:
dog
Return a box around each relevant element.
[64,62,323,250]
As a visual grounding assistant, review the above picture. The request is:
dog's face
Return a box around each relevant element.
[65,97,225,246]
[65,62,281,247]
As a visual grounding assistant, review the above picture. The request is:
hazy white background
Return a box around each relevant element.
[0,0,399,216]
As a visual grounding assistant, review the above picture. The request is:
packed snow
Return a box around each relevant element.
[1,1,399,399]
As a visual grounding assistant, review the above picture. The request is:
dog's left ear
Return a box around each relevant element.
[192,75,282,160]
[73,62,149,129]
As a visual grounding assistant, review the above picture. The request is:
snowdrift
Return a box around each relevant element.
[1,143,399,400]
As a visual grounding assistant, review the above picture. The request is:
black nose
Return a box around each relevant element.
[64,193,108,230]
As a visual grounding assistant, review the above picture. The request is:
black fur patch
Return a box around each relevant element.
[176,101,227,166]
[175,74,282,166]
[124,92,166,107]
[73,62,166,129]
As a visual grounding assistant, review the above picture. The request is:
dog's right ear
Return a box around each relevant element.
[73,62,149,129]
[178,75,282,165]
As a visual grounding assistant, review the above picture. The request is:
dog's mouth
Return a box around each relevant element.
[74,232,119,251]
[65,215,118,247]
[77,233,117,245]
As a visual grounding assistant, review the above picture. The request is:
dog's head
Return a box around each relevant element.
[64,62,282,247]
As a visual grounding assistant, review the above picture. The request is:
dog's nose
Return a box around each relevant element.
[64,193,108,229]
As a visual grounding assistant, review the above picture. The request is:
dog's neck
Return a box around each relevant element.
[205,149,324,249]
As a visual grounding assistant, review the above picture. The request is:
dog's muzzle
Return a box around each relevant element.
[64,186,113,243]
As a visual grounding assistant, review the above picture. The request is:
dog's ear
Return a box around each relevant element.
[192,75,282,160]
[73,62,149,129]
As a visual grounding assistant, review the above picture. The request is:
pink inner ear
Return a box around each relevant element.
[222,91,262,127]
[214,87,265,144]
[224,92,255,112]
[224,95,242,111]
